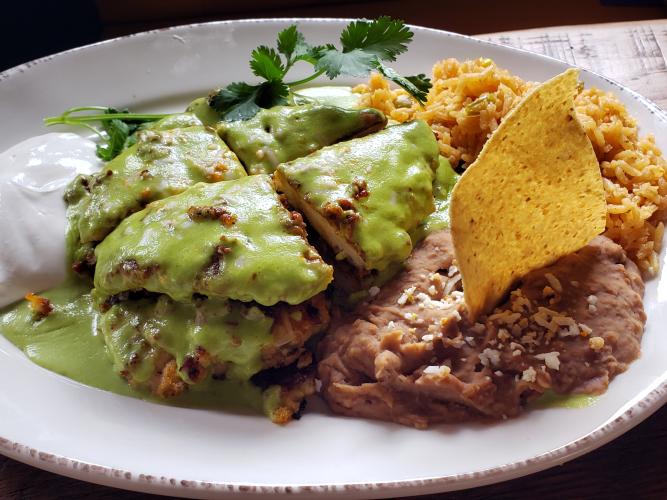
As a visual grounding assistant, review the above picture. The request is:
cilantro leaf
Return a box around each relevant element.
[277,25,299,58]
[96,108,149,161]
[44,106,168,161]
[295,39,317,61]
[209,80,289,121]
[315,48,377,78]
[254,80,289,108]
[96,118,130,161]
[375,63,431,104]
[340,16,412,61]
[404,74,432,99]
[278,25,321,67]
[314,18,415,79]
[209,82,261,121]
[250,46,285,81]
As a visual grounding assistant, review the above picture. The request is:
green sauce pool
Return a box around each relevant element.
[0,280,267,412]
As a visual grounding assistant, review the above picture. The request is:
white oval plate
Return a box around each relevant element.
[1,19,666,499]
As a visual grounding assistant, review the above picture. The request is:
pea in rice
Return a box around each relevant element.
[354,58,667,276]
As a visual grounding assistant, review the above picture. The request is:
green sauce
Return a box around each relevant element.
[277,120,439,272]
[412,156,459,241]
[100,295,273,383]
[217,104,386,174]
[0,280,133,395]
[185,97,223,127]
[293,86,363,109]
[94,175,333,306]
[0,280,270,412]
[66,113,246,264]
[531,390,598,409]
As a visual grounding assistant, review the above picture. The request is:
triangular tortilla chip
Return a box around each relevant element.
[450,69,606,320]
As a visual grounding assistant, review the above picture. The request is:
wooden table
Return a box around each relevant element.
[2,19,666,500]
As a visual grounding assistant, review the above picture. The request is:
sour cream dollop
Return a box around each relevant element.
[0,133,102,307]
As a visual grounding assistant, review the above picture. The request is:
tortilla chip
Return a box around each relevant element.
[450,69,606,320]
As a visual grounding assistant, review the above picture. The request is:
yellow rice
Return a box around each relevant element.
[354,58,667,276]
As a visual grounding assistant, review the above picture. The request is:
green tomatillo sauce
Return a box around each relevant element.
[0,279,272,412]
[530,390,598,409]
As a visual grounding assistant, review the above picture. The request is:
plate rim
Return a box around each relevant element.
[1,17,666,498]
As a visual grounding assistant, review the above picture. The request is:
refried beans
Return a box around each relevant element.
[318,230,646,428]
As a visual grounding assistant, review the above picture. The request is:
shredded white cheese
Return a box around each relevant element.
[535,351,561,371]
[479,348,501,367]
[521,366,537,382]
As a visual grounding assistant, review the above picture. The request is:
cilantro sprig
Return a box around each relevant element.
[44,106,168,161]
[209,17,432,121]
[44,19,431,158]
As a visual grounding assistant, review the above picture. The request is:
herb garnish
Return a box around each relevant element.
[209,17,432,121]
[44,107,168,161]
[44,18,430,159]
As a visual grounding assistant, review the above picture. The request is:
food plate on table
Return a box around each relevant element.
[0,18,666,498]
